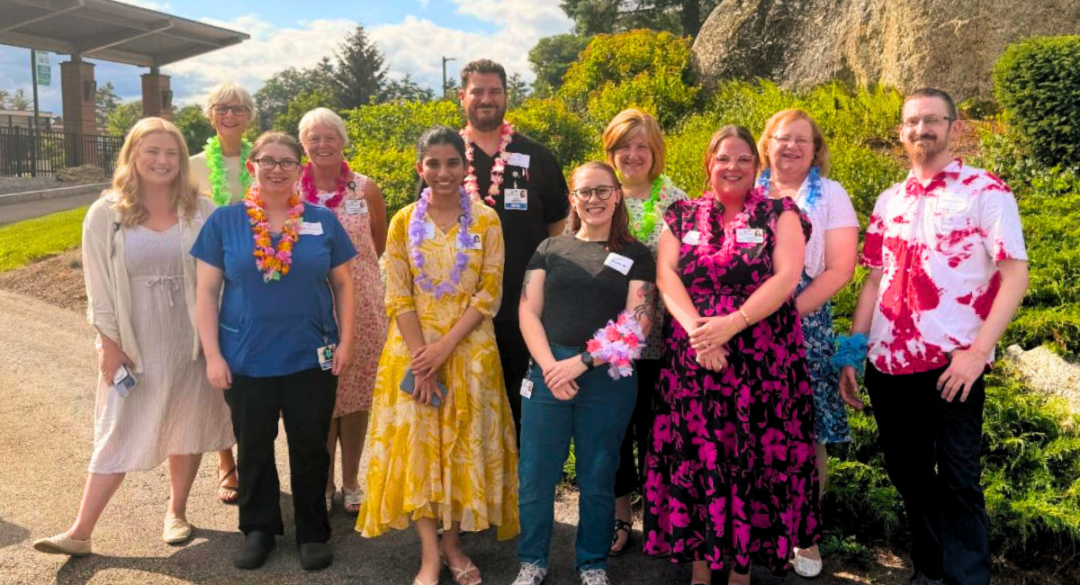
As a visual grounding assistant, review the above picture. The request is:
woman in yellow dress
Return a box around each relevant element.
[357,126,519,585]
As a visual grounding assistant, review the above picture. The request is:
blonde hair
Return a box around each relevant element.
[109,117,200,227]
[299,107,349,148]
[757,109,831,176]
[602,109,666,183]
[203,82,255,118]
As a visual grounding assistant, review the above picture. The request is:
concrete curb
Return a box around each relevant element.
[0,182,109,206]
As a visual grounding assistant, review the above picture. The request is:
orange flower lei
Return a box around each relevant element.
[244,184,304,282]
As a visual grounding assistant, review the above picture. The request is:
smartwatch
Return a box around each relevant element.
[580,352,595,370]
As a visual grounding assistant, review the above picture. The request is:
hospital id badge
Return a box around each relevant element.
[520,378,534,399]
[735,228,764,244]
[345,198,367,215]
[504,189,528,211]
[317,344,336,371]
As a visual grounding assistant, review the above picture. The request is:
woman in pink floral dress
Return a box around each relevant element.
[299,108,388,515]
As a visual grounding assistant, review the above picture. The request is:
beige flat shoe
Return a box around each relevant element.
[163,517,193,544]
[33,533,92,557]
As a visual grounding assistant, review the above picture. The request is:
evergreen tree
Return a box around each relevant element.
[380,74,435,104]
[95,81,121,129]
[507,73,532,109]
[331,24,388,109]
[0,89,10,110]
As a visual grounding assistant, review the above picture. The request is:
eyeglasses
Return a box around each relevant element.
[253,158,300,171]
[713,155,755,169]
[572,186,618,201]
[901,115,953,128]
[772,135,813,147]
[213,105,250,116]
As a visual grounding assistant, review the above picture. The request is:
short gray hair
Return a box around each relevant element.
[204,83,255,117]
[299,107,349,148]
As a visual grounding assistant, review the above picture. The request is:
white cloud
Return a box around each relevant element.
[161,1,573,107]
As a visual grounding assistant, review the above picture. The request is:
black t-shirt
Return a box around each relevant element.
[420,132,570,322]
[526,235,656,348]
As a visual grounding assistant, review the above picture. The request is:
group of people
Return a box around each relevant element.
[29,57,1027,585]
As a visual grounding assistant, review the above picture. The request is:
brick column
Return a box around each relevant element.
[60,56,97,166]
[142,69,173,119]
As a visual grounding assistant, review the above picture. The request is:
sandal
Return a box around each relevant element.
[343,486,363,515]
[217,467,239,505]
[325,488,335,514]
[608,518,633,556]
[442,554,482,585]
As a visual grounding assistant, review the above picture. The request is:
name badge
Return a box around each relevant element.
[345,198,367,215]
[604,252,634,275]
[463,233,483,250]
[682,230,701,245]
[735,228,764,244]
[317,344,336,371]
[520,378,533,399]
[507,153,531,169]
[300,222,324,236]
[504,188,528,211]
[423,221,436,239]
[937,194,966,214]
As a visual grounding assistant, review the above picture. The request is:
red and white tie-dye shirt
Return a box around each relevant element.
[860,159,1027,375]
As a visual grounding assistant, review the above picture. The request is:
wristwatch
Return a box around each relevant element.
[580,352,595,370]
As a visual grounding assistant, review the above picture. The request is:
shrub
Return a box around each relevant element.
[508,97,593,172]
[993,35,1080,170]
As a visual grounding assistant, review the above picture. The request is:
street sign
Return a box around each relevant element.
[36,52,51,86]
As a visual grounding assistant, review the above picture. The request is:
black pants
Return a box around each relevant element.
[495,319,530,442]
[225,368,337,545]
[865,364,990,585]
[613,358,662,498]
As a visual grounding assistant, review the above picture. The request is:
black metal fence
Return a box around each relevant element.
[0,127,123,178]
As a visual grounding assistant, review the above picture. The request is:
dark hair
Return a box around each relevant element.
[569,161,635,253]
[460,59,507,91]
[702,125,759,189]
[904,87,958,121]
[249,131,302,161]
[416,125,466,162]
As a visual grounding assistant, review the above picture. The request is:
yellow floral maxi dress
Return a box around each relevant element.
[357,200,520,539]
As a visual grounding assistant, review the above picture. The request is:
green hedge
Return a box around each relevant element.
[993,35,1080,170]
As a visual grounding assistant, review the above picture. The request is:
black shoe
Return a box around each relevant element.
[298,542,333,571]
[233,531,276,570]
[909,572,946,585]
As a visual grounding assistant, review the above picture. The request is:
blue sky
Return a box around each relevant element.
[0,0,572,115]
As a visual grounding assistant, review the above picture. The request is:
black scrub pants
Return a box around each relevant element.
[225,367,337,545]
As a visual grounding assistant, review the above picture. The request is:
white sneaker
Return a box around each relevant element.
[510,562,546,585]
[580,568,611,585]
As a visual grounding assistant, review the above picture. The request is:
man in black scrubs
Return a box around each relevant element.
[455,59,570,437]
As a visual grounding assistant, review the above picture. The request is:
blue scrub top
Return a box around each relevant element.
[191,202,357,377]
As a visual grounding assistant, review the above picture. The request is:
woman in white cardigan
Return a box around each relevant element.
[32,118,234,556]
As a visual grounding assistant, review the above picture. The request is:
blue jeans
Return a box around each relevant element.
[517,344,637,573]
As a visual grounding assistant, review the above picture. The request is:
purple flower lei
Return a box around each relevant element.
[409,186,473,299]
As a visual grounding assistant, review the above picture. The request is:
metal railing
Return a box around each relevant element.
[0,127,123,177]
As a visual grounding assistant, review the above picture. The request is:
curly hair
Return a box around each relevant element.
[110,117,200,227]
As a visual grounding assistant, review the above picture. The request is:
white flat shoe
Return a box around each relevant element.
[163,517,193,544]
[33,533,92,557]
[792,546,823,578]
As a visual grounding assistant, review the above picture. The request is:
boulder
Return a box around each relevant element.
[1004,345,1080,417]
[56,164,106,183]
[692,0,1080,101]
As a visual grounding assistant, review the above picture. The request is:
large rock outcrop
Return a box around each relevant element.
[692,0,1080,101]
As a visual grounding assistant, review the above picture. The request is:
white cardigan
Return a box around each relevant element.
[81,192,217,373]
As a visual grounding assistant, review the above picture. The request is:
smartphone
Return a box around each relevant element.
[399,369,448,407]
[113,365,137,398]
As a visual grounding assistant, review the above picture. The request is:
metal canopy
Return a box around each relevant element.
[0,0,249,67]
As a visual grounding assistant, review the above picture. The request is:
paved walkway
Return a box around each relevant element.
[0,191,100,225]
[0,290,891,585]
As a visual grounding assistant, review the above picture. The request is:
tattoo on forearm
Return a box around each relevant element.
[520,270,533,303]
[633,282,657,323]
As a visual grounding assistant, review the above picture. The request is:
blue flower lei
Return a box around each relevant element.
[756,166,823,211]
[831,333,868,375]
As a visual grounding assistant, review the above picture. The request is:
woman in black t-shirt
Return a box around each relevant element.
[513,162,655,585]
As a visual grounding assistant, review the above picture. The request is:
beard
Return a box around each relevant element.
[467,103,506,132]
[906,133,948,165]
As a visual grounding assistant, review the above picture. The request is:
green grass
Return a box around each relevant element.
[0,205,88,273]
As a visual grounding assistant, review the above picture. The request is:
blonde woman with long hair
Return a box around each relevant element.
[33,117,235,557]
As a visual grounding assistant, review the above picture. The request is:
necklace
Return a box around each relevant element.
[299,161,353,208]
[461,122,514,206]
[244,184,304,283]
[756,166,822,210]
[408,187,474,299]
[205,136,252,206]
[629,175,668,241]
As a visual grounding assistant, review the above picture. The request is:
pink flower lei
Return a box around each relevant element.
[693,186,765,265]
[408,186,474,299]
[299,161,354,209]
[461,122,514,206]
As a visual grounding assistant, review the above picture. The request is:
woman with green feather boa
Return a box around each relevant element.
[189,82,255,504]
[601,109,688,557]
